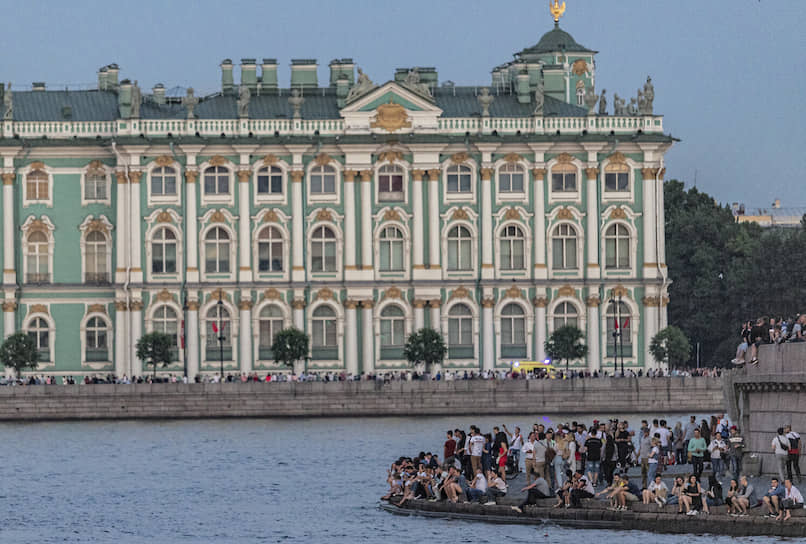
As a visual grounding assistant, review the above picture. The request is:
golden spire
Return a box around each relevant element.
[550,0,566,24]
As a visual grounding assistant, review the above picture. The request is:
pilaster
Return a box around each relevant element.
[533,295,548,363]
[426,169,441,275]
[482,297,495,371]
[411,169,425,278]
[361,299,374,375]
[291,170,305,282]
[344,299,359,376]
[128,170,143,283]
[239,298,252,374]
[531,168,547,280]
[185,169,199,282]
[343,169,358,275]
[186,299,200,379]
[585,167,600,279]
[359,169,373,278]
[480,167,494,280]
[237,169,252,282]
[114,171,128,284]
[586,294,601,373]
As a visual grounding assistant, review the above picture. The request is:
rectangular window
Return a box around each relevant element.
[552,173,576,192]
[447,173,471,193]
[257,171,283,195]
[605,172,629,192]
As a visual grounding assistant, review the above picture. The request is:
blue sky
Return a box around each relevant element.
[0,0,803,207]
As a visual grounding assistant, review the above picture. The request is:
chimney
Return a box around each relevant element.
[259,58,278,93]
[328,58,354,87]
[290,59,318,89]
[416,67,438,88]
[336,76,349,108]
[240,58,257,92]
[118,79,132,118]
[516,72,530,104]
[32,82,46,92]
[98,66,109,91]
[220,59,234,94]
[773,198,781,209]
[152,83,165,105]
[106,64,119,89]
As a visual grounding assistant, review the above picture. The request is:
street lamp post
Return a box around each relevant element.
[618,293,625,377]
[610,296,618,377]
[217,298,225,381]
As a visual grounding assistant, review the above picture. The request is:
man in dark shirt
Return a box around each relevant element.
[584,431,603,487]
[444,430,456,465]
[749,318,768,365]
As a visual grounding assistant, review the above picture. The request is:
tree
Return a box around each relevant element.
[544,325,588,374]
[272,328,309,371]
[0,332,39,378]
[650,326,691,369]
[403,328,447,374]
[135,332,174,377]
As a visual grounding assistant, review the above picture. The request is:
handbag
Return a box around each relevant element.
[782,498,796,509]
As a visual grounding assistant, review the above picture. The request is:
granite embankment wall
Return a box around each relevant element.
[0,377,725,421]
[724,342,806,475]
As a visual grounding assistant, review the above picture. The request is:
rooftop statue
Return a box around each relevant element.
[613,93,626,116]
[346,67,377,103]
[288,89,304,119]
[533,80,544,115]
[402,68,432,99]
[237,85,250,118]
[627,97,638,116]
[598,88,607,115]
[477,87,494,117]
[3,83,12,121]
[182,88,198,119]
[130,80,141,119]
[641,76,654,115]
[584,85,598,114]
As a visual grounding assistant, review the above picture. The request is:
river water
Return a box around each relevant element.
[0,415,776,543]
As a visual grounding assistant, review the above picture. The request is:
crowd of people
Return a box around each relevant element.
[383,414,805,521]
[733,315,806,365]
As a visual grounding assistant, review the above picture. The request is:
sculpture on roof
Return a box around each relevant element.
[288,89,304,119]
[3,83,12,121]
[130,80,141,119]
[478,87,494,117]
[533,80,544,115]
[640,76,654,115]
[182,88,199,119]
[584,86,598,114]
[401,68,432,99]
[598,89,607,115]
[346,67,377,103]
[627,97,638,116]
[237,85,250,118]
[613,93,626,116]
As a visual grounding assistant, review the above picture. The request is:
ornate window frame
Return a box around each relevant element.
[373,207,411,280]
[305,209,343,278]
[200,296,239,367]
[144,209,183,283]
[374,299,412,367]
[23,307,55,367]
[494,207,532,278]
[442,299,479,365]
[442,157,477,203]
[252,300,291,365]
[494,298,533,364]
[145,300,184,366]
[494,157,530,204]
[374,160,409,205]
[199,209,238,282]
[79,310,113,369]
[199,157,235,207]
[546,206,585,280]
[547,154,583,204]
[601,153,636,203]
[20,162,54,208]
[253,156,289,206]
[307,300,344,368]
[600,208,639,278]
[146,156,182,207]
[547,296,586,360]
[306,156,342,204]
[20,215,55,284]
[79,215,114,284]
[441,207,478,280]
[80,160,113,206]
[600,293,640,366]
[253,209,290,281]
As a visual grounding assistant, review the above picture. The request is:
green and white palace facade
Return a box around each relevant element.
[0,17,673,379]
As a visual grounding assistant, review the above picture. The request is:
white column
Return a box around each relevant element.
[427,169,441,270]
[532,168,546,279]
[3,302,14,378]
[130,301,143,377]
[656,169,667,268]
[114,171,128,284]
[481,168,494,279]
[2,174,15,283]
[482,300,495,371]
[292,300,305,330]
[186,302,200,379]
[586,298,600,374]
[412,170,425,273]
[185,170,199,282]
[291,171,304,282]
[535,300,547,363]
[344,301,358,376]
[239,301,252,374]
[585,168,600,278]
[642,167,657,278]
[237,170,252,282]
[429,300,441,334]
[360,170,372,271]
[114,302,127,378]
[413,300,425,330]
[128,171,143,283]
[343,171,357,272]
[644,302,660,370]
[361,301,374,376]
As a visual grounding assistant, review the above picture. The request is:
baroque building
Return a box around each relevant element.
[0,7,672,378]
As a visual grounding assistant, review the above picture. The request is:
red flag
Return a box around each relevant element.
[622,317,630,329]
[211,322,218,333]
[613,316,619,330]
[180,320,185,349]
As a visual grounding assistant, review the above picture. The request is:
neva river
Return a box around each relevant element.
[0,415,778,543]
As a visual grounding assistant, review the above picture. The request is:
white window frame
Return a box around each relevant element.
[145,301,184,368]
[80,312,113,368]
[307,302,344,367]
[307,222,342,276]
[21,215,55,285]
[601,157,636,203]
[548,298,585,336]
[81,163,112,206]
[495,299,533,363]
[376,302,409,360]
[442,300,479,363]
[547,157,582,204]
[306,161,342,204]
[21,164,54,208]
[255,224,286,275]
[601,295,640,366]
[254,303,289,362]
[147,160,181,207]
[375,162,408,204]
[148,225,181,280]
[24,311,55,366]
[497,222,527,272]
[200,299,239,367]
[375,222,408,275]
[443,221,476,275]
[199,159,235,207]
[495,161,529,203]
[200,222,237,282]
[548,222,583,277]
[443,161,476,202]
[603,222,633,272]
[253,162,287,205]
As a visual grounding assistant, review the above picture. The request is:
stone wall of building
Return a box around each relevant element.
[0,377,724,421]
[725,342,806,475]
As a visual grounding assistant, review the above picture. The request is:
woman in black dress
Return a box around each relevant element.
[684,474,708,515]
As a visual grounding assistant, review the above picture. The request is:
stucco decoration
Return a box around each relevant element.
[315,288,334,301]
[503,153,521,164]
[557,285,575,297]
[87,304,106,314]
[209,155,227,167]
[29,304,49,315]
[450,152,469,164]
[263,288,282,301]
[263,210,279,223]
[384,286,402,300]
[78,214,114,235]
[610,207,627,220]
[262,154,279,165]
[377,150,403,163]
[556,207,574,220]
[505,207,522,221]
[572,59,589,76]
[156,289,174,303]
[611,285,629,297]
[313,153,332,166]
[383,209,401,221]
[452,208,469,221]
[504,286,523,299]
[370,101,411,132]
[156,210,173,224]
[210,288,229,302]
[533,296,548,308]
[449,287,470,301]
[316,209,332,222]
[154,155,173,167]
[555,153,574,164]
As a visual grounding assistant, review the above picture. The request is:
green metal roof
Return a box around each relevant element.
[517,24,595,57]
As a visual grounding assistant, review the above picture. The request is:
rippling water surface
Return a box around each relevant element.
[0,415,778,543]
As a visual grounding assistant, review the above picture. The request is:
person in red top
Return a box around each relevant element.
[497,442,509,480]
[444,430,457,465]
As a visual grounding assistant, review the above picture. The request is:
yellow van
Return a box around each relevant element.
[509,360,559,376]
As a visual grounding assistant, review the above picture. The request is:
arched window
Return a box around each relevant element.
[378,164,404,201]
[257,165,283,195]
[446,164,472,193]
[605,224,630,269]
[26,169,49,201]
[310,165,336,195]
[500,224,525,270]
[151,166,177,196]
[606,300,632,357]
[552,224,578,270]
[85,231,109,283]
[26,317,49,361]
[85,316,109,361]
[553,301,578,330]
[501,303,526,358]
[378,225,404,271]
[258,305,284,359]
[204,227,231,274]
[26,231,50,284]
[311,306,338,360]
[551,162,577,193]
[498,163,524,193]
[85,171,108,201]
[311,225,337,272]
[604,162,630,193]
[447,225,472,271]
[380,305,406,359]
[205,305,232,360]
[257,226,284,272]
[448,304,474,358]
[203,165,230,195]
[576,87,584,106]
[153,305,179,347]
[152,227,177,274]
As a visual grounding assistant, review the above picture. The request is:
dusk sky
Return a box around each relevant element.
[1,0,802,207]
